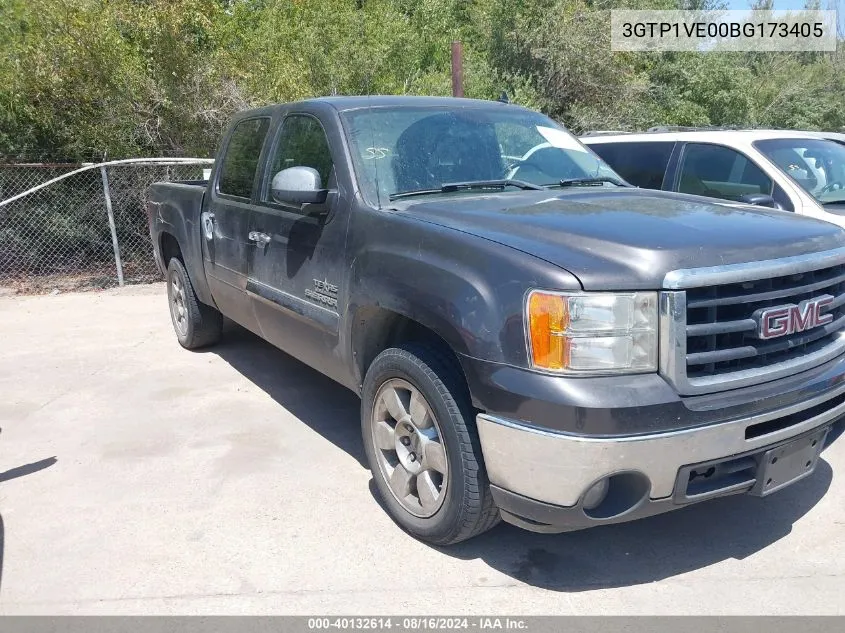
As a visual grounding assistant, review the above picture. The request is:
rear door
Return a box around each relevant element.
[246,112,351,379]
[204,116,271,330]
[587,141,675,190]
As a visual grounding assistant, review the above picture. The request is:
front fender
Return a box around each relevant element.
[350,248,502,362]
[347,221,581,367]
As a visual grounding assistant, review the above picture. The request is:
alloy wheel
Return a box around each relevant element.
[371,378,449,518]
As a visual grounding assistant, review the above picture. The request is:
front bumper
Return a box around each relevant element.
[477,382,844,533]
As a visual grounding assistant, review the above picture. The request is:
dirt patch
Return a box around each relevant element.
[0,261,161,295]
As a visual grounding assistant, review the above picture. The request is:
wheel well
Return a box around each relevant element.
[354,308,471,397]
[159,232,183,267]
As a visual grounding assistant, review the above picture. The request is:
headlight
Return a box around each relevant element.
[525,290,658,374]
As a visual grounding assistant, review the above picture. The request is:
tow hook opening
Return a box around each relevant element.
[582,471,651,520]
[679,455,757,502]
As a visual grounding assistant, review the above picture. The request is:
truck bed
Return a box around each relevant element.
[146,180,213,306]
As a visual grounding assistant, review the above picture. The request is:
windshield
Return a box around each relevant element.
[340,105,622,207]
[754,138,845,205]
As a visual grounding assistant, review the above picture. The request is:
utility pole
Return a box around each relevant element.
[451,41,464,98]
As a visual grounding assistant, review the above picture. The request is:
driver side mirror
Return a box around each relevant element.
[271,166,329,205]
[739,193,777,208]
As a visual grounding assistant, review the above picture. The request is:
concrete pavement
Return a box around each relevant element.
[0,284,843,614]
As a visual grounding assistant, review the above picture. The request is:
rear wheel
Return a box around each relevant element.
[166,258,223,349]
[362,343,500,545]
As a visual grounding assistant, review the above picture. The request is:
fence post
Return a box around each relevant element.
[100,166,125,286]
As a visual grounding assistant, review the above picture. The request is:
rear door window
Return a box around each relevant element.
[677,143,772,201]
[218,117,271,199]
[588,141,674,189]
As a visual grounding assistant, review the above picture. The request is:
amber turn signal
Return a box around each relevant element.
[527,291,569,370]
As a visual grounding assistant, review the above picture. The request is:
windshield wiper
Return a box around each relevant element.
[389,179,544,201]
[553,177,627,188]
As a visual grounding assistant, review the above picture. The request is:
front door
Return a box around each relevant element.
[674,142,773,202]
[246,113,350,380]
[204,116,270,331]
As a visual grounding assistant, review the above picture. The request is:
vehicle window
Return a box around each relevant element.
[218,117,271,199]
[340,106,622,207]
[265,115,334,198]
[755,138,845,206]
[677,143,772,201]
[588,142,674,189]
[495,122,545,160]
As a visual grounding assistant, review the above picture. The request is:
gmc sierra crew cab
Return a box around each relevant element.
[147,96,845,545]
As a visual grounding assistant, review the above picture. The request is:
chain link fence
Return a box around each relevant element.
[0,159,213,294]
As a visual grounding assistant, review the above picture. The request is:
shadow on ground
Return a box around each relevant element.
[0,453,53,596]
[208,323,835,591]
[0,457,57,484]
[443,458,832,590]
[0,513,4,595]
[209,323,366,467]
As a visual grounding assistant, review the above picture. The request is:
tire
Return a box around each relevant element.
[361,343,500,545]
[166,257,223,350]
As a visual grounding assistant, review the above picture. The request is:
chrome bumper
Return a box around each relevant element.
[477,383,845,508]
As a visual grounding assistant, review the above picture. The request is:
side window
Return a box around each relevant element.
[265,115,334,199]
[218,118,271,199]
[677,143,772,201]
[589,142,673,189]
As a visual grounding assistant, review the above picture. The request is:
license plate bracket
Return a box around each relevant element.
[750,427,829,497]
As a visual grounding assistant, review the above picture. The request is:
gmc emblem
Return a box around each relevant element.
[753,295,834,340]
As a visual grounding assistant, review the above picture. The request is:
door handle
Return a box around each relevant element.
[248,231,272,246]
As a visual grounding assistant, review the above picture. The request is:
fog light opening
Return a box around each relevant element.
[581,477,610,510]
[582,471,651,520]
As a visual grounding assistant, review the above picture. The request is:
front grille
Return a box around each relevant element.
[684,264,845,379]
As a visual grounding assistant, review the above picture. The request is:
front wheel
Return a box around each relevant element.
[361,344,500,545]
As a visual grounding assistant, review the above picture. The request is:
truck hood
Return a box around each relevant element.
[392,188,845,290]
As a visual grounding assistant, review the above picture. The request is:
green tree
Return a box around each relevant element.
[2,0,845,160]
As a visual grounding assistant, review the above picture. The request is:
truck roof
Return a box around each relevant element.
[236,95,521,118]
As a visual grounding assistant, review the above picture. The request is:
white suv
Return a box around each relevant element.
[581,129,845,228]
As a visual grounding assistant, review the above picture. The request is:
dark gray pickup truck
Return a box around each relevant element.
[147,96,845,545]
